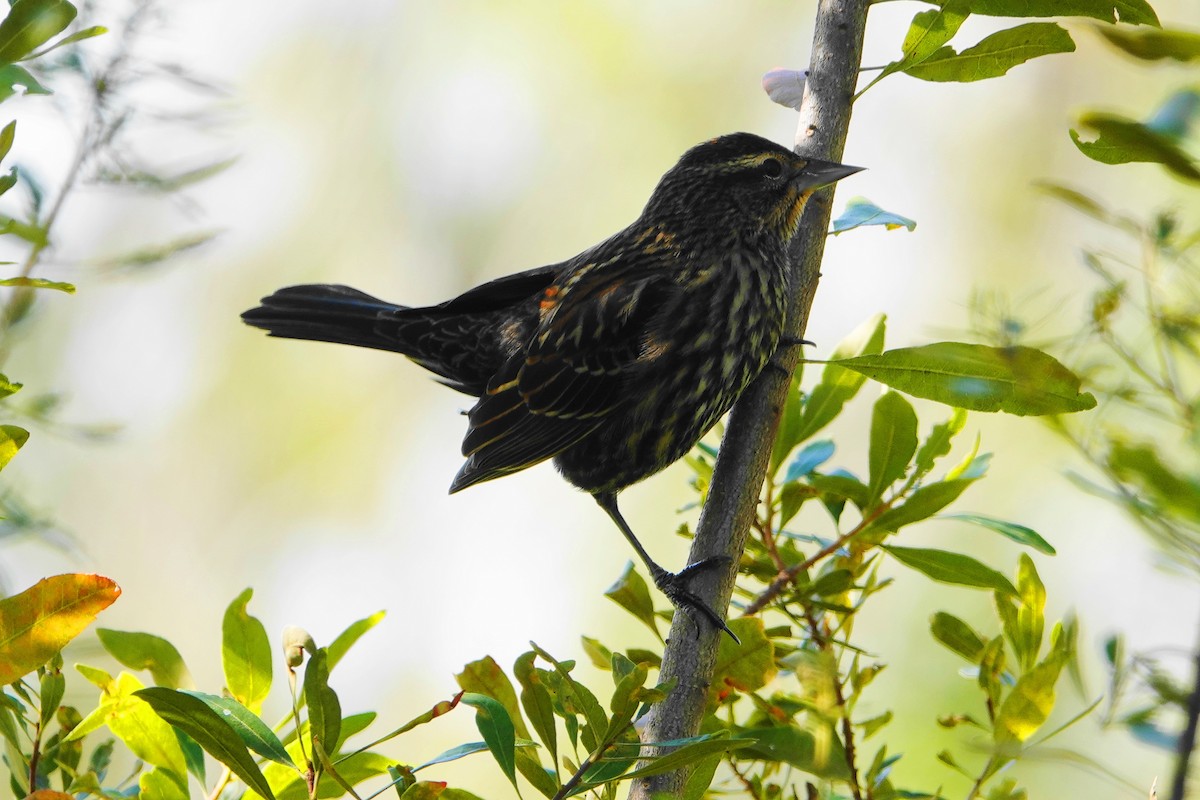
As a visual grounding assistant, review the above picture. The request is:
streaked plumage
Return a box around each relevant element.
[242,132,861,637]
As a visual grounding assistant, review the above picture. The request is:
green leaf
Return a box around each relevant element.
[978,636,1007,710]
[1093,24,1200,61]
[0,373,19,399]
[27,23,105,57]
[327,610,385,672]
[531,641,608,753]
[38,667,64,728]
[603,734,751,783]
[135,687,275,800]
[1108,441,1200,524]
[962,0,1158,25]
[139,767,188,800]
[830,197,917,235]
[710,618,776,704]
[182,692,294,767]
[0,574,120,683]
[580,635,614,670]
[95,230,220,271]
[914,408,967,478]
[176,728,206,784]
[865,1,970,92]
[883,545,1018,595]
[794,314,887,444]
[809,471,871,515]
[461,693,517,790]
[514,651,558,780]
[0,121,13,162]
[942,513,1056,555]
[1013,554,1046,671]
[871,478,976,532]
[604,563,661,639]
[0,63,47,102]
[930,611,986,662]
[303,649,341,757]
[737,725,851,779]
[1035,181,1116,224]
[96,629,194,689]
[868,392,918,504]
[0,276,74,292]
[71,674,186,780]
[221,588,271,713]
[681,751,723,800]
[994,639,1070,744]
[0,423,29,471]
[830,342,1096,415]
[455,655,530,739]
[0,0,76,62]
[1071,112,1200,182]
[905,23,1075,83]
[605,661,649,743]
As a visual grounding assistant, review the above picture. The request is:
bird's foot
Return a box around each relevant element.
[649,556,740,644]
[766,337,816,377]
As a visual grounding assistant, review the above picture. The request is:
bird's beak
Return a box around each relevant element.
[792,158,865,190]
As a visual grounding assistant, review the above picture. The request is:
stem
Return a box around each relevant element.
[628,1,869,796]
[27,719,41,792]
[206,766,233,800]
[760,474,787,572]
[964,755,1000,800]
[1168,615,1200,800]
[744,496,895,616]
[806,608,863,800]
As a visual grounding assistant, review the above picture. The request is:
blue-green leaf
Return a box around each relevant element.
[831,197,917,235]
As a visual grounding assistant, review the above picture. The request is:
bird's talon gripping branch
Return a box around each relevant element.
[657,574,741,644]
[242,133,861,635]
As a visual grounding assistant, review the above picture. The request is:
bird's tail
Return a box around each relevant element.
[241,284,412,354]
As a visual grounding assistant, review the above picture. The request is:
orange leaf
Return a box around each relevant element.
[0,574,121,683]
[25,791,74,800]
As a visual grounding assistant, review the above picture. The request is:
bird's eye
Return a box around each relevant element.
[761,158,785,179]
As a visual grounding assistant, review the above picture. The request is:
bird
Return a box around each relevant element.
[241,132,862,640]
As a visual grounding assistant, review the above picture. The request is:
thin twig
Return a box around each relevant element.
[743,498,894,616]
[805,608,862,800]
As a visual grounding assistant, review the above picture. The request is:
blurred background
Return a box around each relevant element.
[2,0,1198,795]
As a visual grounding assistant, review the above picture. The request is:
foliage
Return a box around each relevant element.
[0,0,225,587]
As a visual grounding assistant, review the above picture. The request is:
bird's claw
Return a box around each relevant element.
[650,556,740,643]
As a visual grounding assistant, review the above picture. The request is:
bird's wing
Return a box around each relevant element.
[451,252,680,492]
[434,263,560,314]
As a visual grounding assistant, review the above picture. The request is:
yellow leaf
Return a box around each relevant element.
[0,574,121,683]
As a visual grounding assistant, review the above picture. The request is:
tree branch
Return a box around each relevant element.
[629,1,869,795]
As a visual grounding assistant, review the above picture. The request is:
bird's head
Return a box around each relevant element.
[644,132,863,244]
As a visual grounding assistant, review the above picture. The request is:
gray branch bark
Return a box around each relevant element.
[628,1,870,796]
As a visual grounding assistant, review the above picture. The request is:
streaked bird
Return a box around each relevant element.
[242,132,862,638]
